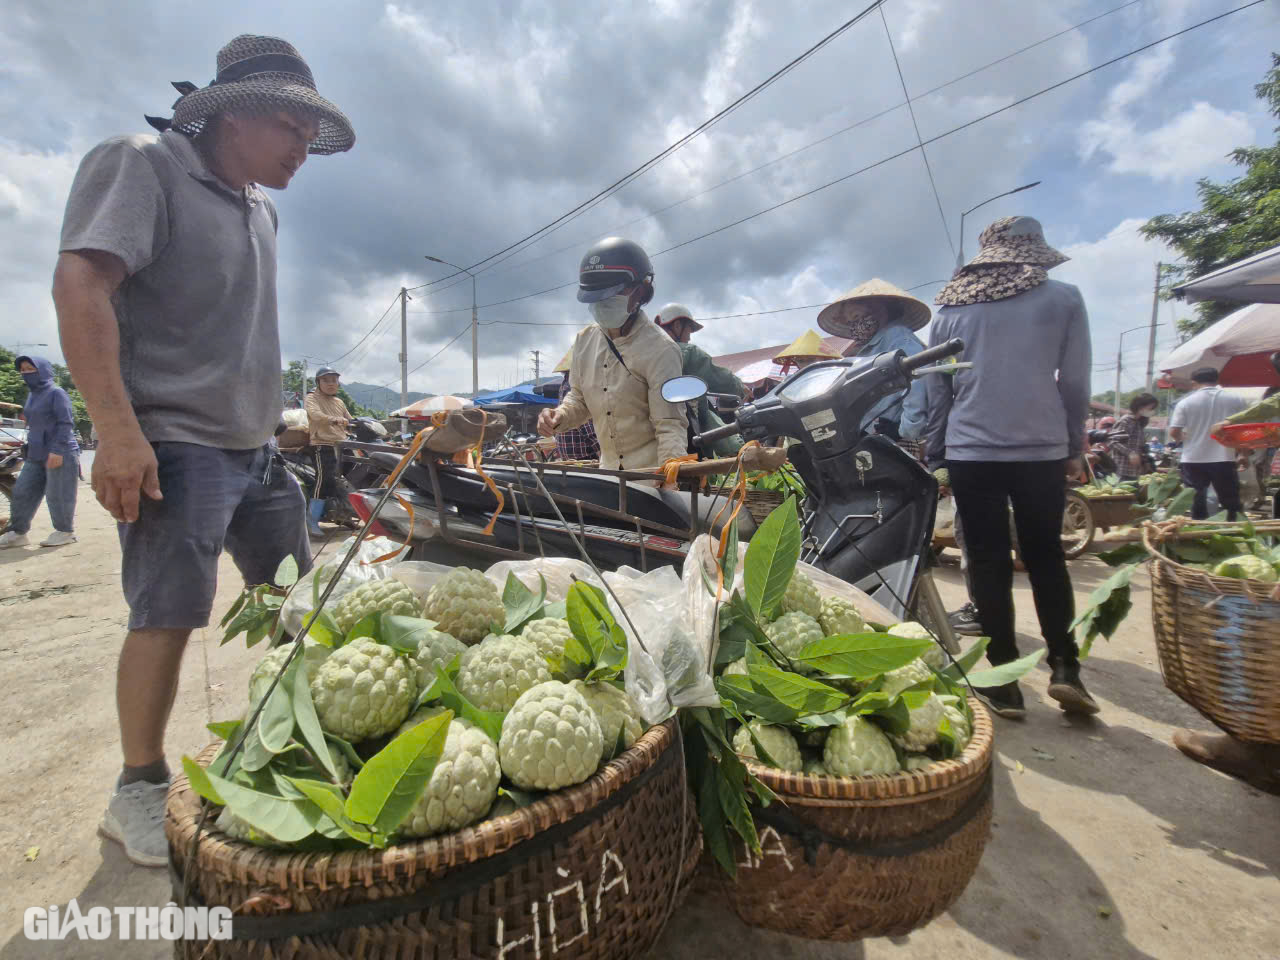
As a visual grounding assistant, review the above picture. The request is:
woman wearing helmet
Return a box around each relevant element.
[538,238,687,477]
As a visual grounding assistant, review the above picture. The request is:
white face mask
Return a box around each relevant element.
[589,294,632,330]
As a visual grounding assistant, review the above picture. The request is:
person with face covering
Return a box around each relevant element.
[0,356,81,548]
[303,366,351,537]
[1109,392,1158,480]
[538,238,687,477]
[654,303,746,459]
[815,279,931,443]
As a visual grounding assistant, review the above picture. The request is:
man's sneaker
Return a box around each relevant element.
[39,530,77,547]
[1048,661,1100,715]
[0,530,28,549]
[975,681,1026,719]
[99,779,170,868]
[948,602,984,637]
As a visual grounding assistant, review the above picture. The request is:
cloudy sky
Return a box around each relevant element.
[1,0,1276,405]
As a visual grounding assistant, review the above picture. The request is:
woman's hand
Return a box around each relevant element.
[46,452,64,470]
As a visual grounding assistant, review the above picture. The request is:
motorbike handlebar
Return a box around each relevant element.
[900,338,965,374]
[692,420,742,448]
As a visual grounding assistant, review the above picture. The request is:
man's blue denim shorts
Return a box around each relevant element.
[118,442,311,631]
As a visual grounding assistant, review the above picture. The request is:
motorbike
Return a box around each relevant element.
[277,416,394,527]
[347,338,966,642]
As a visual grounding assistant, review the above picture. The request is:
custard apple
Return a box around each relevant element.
[819,596,867,637]
[881,657,933,699]
[332,579,422,635]
[765,612,823,671]
[310,638,416,741]
[799,728,829,749]
[249,639,331,705]
[424,568,505,643]
[732,721,803,772]
[889,621,947,671]
[1213,554,1278,583]
[215,806,277,846]
[411,628,467,691]
[456,635,552,712]
[943,703,972,751]
[499,681,604,790]
[396,710,501,838]
[521,617,575,665]
[802,756,830,776]
[570,679,645,750]
[903,754,935,772]
[780,571,823,619]
[721,657,749,677]
[890,693,947,752]
[824,715,900,776]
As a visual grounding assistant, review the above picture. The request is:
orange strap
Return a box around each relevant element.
[468,410,505,535]
[368,426,435,562]
[658,453,699,488]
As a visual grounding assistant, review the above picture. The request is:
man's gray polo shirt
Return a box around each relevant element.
[60,130,281,450]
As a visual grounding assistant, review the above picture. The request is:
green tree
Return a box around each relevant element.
[1141,53,1280,337]
[282,360,382,418]
[0,347,92,439]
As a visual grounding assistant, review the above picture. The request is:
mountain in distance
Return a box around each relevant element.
[343,382,431,413]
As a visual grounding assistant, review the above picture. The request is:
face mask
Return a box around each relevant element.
[589,294,632,330]
[21,372,41,388]
[1138,414,1150,426]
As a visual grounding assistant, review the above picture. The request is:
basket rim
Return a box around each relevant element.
[168,716,678,887]
[740,698,993,803]
[1143,519,1280,603]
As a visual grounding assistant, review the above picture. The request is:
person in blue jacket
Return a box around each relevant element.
[816,278,931,443]
[1,355,81,547]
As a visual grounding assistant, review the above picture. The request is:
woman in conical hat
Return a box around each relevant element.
[815,278,931,442]
[772,329,841,374]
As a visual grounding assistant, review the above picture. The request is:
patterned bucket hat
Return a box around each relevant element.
[145,35,355,155]
[936,216,1068,306]
[964,216,1067,269]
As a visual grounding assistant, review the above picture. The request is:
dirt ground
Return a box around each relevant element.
[1,473,1277,959]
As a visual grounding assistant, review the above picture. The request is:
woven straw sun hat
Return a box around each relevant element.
[817,278,932,336]
[773,329,842,365]
[147,35,355,155]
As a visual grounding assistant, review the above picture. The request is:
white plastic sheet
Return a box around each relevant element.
[280,535,408,635]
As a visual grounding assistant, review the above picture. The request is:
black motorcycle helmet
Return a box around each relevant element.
[315,366,340,379]
[577,237,654,304]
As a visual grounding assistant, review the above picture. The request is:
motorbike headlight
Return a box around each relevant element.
[778,363,846,403]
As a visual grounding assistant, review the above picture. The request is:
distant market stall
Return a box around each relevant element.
[1172,243,1280,305]
[1158,302,1280,388]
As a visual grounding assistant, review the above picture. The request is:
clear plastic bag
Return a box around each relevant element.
[280,535,408,635]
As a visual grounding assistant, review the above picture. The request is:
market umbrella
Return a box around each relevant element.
[1157,302,1280,388]
[390,395,472,418]
[1172,244,1280,305]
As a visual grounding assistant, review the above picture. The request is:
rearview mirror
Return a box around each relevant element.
[661,375,708,403]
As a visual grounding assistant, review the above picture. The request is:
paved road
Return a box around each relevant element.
[1,489,1276,959]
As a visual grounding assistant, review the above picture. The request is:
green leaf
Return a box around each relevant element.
[325,734,365,772]
[219,590,250,629]
[1097,542,1149,567]
[743,497,801,619]
[378,615,441,655]
[940,637,991,683]
[303,609,344,648]
[543,599,567,620]
[566,581,628,670]
[285,777,379,846]
[661,630,704,699]
[289,649,338,780]
[696,742,737,877]
[1165,487,1196,517]
[181,755,225,805]
[255,655,300,754]
[721,519,740,589]
[274,555,300,588]
[795,632,932,679]
[221,598,274,647]
[502,572,547,634]
[747,662,849,716]
[1070,561,1141,657]
[872,697,911,735]
[207,720,240,741]
[200,766,321,843]
[416,655,506,742]
[963,649,1046,687]
[602,723,629,762]
[346,710,452,835]
[716,749,760,855]
[715,622,749,667]
[347,612,381,643]
[715,675,801,724]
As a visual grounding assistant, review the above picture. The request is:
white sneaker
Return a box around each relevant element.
[39,530,77,547]
[0,531,28,548]
[99,779,170,868]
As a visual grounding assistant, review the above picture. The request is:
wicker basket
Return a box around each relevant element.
[1144,520,1280,744]
[699,699,993,941]
[743,490,787,525]
[167,719,698,959]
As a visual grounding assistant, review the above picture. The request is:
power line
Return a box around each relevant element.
[404,1,889,292]
[324,293,401,366]
[879,4,954,258]
[460,0,1146,286]
[383,323,473,389]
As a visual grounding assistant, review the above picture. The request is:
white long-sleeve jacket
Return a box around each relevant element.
[554,311,688,472]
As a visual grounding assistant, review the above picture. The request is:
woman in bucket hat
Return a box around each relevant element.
[52,34,353,868]
[923,216,1096,721]
[817,278,931,442]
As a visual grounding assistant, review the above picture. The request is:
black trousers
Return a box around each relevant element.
[312,445,341,500]
[1179,461,1241,521]
[948,459,1079,667]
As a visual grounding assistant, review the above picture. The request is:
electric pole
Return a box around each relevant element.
[399,287,409,415]
[530,350,541,385]
[1144,261,1162,391]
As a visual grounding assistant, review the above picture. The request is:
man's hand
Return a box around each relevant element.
[93,428,162,523]
[537,408,562,438]
[45,453,64,470]
[1065,456,1085,482]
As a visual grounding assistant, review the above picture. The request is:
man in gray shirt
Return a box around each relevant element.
[925,216,1097,720]
[52,35,354,867]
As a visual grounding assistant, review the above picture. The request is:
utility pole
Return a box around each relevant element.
[399,287,408,414]
[530,350,541,385]
[1144,261,1162,391]
[471,273,479,399]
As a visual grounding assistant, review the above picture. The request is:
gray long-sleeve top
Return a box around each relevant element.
[923,278,1092,466]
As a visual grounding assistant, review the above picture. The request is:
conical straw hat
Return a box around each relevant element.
[817,278,932,335]
[773,329,842,364]
[553,345,574,373]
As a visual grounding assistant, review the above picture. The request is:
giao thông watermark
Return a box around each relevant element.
[23,899,232,941]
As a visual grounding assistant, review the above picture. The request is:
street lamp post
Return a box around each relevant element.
[956,181,1042,269]
[425,256,479,397]
[1114,324,1154,417]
